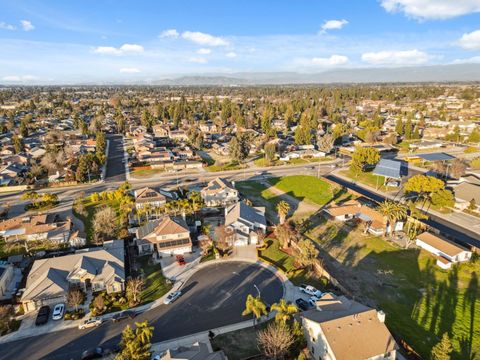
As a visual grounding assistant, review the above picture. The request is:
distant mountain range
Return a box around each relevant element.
[151,64,480,86]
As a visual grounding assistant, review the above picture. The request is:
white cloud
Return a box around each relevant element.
[0,22,16,30]
[93,43,144,55]
[361,49,430,65]
[381,0,480,20]
[197,48,211,55]
[458,30,480,50]
[2,75,38,82]
[20,20,34,31]
[119,67,141,73]
[320,19,348,32]
[188,57,208,64]
[311,55,349,66]
[159,29,179,38]
[182,31,229,46]
[226,51,237,58]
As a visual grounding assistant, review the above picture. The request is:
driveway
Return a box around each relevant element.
[0,262,283,360]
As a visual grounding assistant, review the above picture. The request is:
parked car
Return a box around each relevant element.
[111,310,136,323]
[35,306,50,326]
[79,317,103,330]
[298,284,322,298]
[52,303,65,321]
[80,347,104,360]
[163,290,182,304]
[308,296,320,307]
[295,298,309,311]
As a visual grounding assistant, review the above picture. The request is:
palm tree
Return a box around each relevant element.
[242,294,268,327]
[378,200,407,236]
[276,201,290,224]
[135,320,154,345]
[271,299,297,324]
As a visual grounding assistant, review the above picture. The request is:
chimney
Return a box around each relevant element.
[231,181,235,188]
[377,310,385,323]
[181,211,186,221]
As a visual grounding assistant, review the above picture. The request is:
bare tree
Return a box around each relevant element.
[450,159,467,179]
[198,237,213,255]
[93,294,105,314]
[126,277,145,305]
[257,322,294,359]
[0,305,14,335]
[93,206,118,243]
[317,133,334,154]
[67,288,84,311]
[214,225,232,252]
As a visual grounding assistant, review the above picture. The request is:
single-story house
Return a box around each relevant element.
[301,293,397,360]
[21,240,125,312]
[453,182,480,211]
[416,232,472,269]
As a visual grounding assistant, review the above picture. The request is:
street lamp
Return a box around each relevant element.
[253,284,261,298]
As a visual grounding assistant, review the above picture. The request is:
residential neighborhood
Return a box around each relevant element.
[1,1,480,359]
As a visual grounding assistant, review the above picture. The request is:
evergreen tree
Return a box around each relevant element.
[430,333,452,360]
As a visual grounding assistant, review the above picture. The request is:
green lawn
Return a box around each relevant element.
[305,219,480,359]
[73,196,122,243]
[267,175,334,206]
[136,256,172,304]
[259,239,327,290]
[235,180,281,219]
[340,168,391,192]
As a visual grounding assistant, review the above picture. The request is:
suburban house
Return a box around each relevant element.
[324,201,402,235]
[200,177,239,207]
[224,201,267,246]
[301,293,397,360]
[453,181,480,211]
[134,216,192,257]
[0,214,74,244]
[416,232,472,269]
[134,187,167,210]
[21,240,125,312]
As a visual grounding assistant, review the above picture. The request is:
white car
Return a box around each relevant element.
[52,303,65,320]
[163,290,182,305]
[298,284,322,298]
[78,317,103,330]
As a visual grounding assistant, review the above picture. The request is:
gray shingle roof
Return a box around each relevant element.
[373,159,408,179]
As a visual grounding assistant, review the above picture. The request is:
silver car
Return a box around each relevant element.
[52,303,65,321]
[163,290,182,305]
[78,317,103,330]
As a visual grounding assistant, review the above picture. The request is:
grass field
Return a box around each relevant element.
[339,168,391,192]
[235,180,281,219]
[267,175,335,206]
[130,168,165,178]
[305,219,480,359]
[205,161,243,172]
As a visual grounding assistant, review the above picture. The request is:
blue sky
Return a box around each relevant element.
[1,0,480,83]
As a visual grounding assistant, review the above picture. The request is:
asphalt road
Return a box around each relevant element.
[0,262,283,360]
[104,134,126,183]
[326,174,480,248]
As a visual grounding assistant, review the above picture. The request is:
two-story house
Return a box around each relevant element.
[301,293,397,360]
[224,201,266,246]
[200,177,239,207]
[134,187,167,210]
[134,216,192,257]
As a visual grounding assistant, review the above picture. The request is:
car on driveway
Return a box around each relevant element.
[79,317,103,330]
[80,347,105,360]
[111,310,136,323]
[298,284,322,298]
[52,303,65,320]
[35,305,50,326]
[163,290,182,304]
[295,298,309,311]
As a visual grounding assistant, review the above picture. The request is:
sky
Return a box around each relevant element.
[0,0,480,84]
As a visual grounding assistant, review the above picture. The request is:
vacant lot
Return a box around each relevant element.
[236,175,343,222]
[305,218,480,359]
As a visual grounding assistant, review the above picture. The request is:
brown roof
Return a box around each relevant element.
[0,214,71,236]
[326,201,386,229]
[303,294,397,360]
[202,177,235,195]
[417,232,469,257]
[135,187,166,203]
[136,216,190,242]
